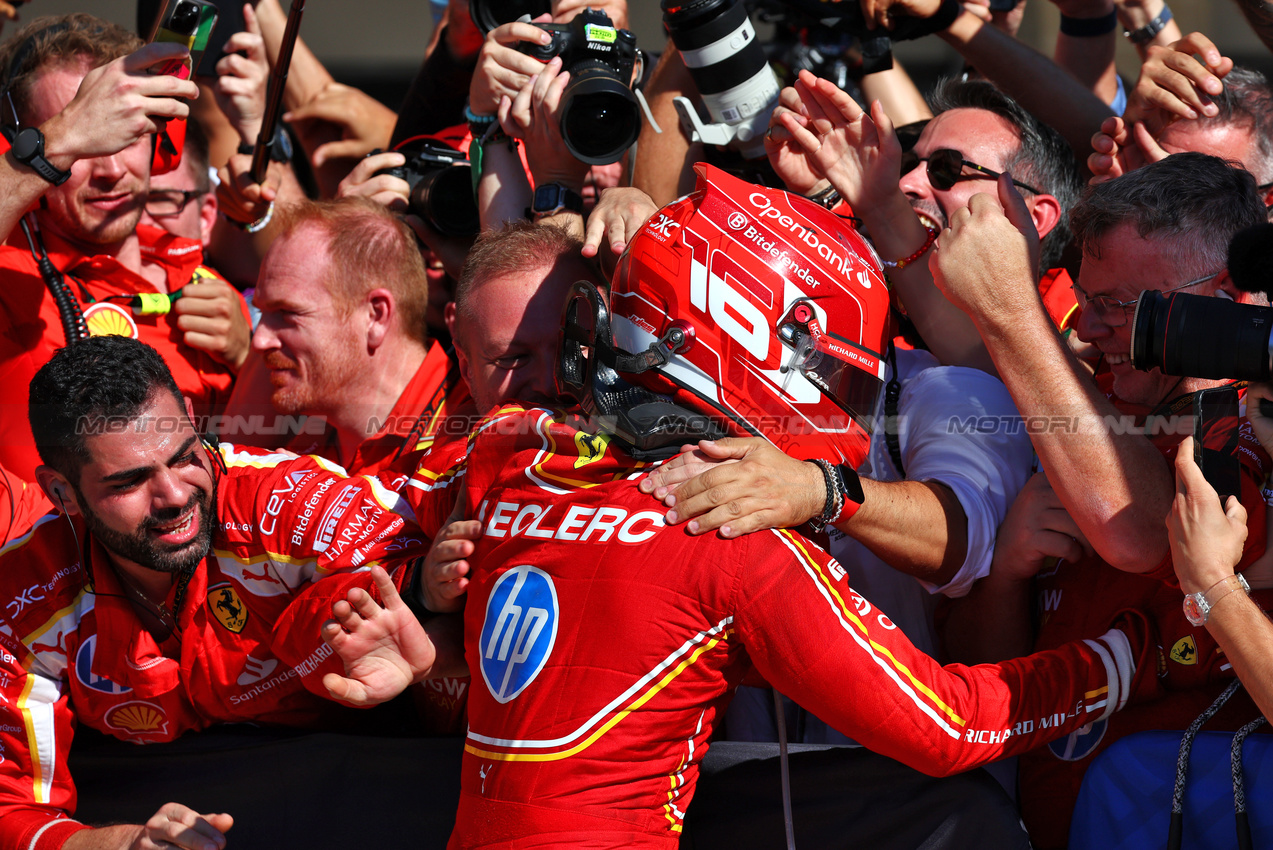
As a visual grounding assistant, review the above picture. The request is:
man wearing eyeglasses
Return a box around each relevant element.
[933,153,1272,849]
[138,117,252,377]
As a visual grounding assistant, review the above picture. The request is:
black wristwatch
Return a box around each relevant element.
[529,183,584,220]
[5,126,70,186]
[238,126,294,163]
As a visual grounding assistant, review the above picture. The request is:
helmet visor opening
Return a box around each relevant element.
[801,346,885,436]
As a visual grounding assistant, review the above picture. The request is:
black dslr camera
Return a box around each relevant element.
[1132,224,1273,382]
[517,8,641,165]
[372,140,479,238]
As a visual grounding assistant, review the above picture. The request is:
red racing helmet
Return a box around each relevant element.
[558,164,891,466]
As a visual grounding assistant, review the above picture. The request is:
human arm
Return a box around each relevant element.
[938,8,1115,161]
[640,437,969,586]
[1167,436,1273,719]
[943,470,1092,664]
[1116,0,1184,59]
[0,42,198,243]
[391,0,486,145]
[631,45,702,207]
[932,180,1175,572]
[249,0,333,113]
[212,4,269,147]
[732,524,1152,776]
[282,82,397,198]
[62,807,232,850]
[1051,0,1121,108]
[208,152,304,283]
[488,56,589,238]
[321,565,468,706]
[859,60,933,128]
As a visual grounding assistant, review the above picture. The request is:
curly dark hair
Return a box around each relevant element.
[29,336,183,482]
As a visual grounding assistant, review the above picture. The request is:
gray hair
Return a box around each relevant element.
[1197,66,1273,184]
[1069,152,1266,277]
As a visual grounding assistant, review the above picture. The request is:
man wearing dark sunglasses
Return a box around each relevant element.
[934,152,1272,850]
[767,76,1081,376]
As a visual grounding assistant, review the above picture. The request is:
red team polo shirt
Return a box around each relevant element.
[0,223,246,481]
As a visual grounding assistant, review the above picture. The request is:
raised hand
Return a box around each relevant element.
[321,565,436,706]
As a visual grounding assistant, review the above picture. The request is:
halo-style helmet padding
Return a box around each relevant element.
[608,164,891,466]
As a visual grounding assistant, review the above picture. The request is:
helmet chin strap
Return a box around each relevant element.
[558,281,724,461]
[585,363,725,462]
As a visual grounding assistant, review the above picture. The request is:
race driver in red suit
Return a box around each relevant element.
[0,336,449,850]
[317,167,1159,849]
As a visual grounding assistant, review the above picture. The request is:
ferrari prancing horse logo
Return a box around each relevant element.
[208,585,247,633]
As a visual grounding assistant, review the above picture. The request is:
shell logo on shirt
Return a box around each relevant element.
[83,302,138,339]
[479,565,559,704]
[104,701,170,737]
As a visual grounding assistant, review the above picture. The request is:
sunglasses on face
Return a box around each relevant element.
[899,148,1044,195]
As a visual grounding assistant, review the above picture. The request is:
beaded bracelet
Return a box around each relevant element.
[882,226,938,270]
[807,459,844,532]
[224,200,275,234]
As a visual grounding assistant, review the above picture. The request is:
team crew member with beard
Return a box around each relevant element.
[0,337,454,850]
[245,198,474,478]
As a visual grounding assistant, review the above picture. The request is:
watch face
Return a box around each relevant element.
[533,184,560,211]
[11,127,41,161]
[1183,594,1206,626]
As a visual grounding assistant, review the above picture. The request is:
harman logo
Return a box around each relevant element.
[104,701,169,737]
[480,565,559,704]
[75,636,132,695]
[208,585,248,633]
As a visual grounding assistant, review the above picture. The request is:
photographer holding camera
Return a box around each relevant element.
[931,152,1271,849]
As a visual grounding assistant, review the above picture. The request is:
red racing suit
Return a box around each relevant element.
[400,405,1153,849]
[0,443,428,850]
